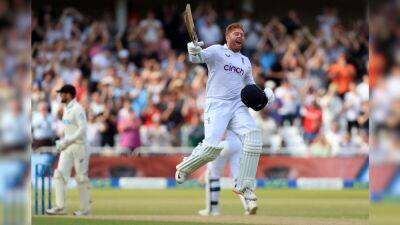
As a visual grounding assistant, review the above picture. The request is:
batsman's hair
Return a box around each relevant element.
[225,22,244,36]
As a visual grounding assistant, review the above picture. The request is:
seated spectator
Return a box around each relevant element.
[337,132,360,156]
[326,122,344,155]
[309,134,331,157]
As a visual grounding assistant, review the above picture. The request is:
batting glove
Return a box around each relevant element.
[187,41,203,56]
[264,87,275,107]
[55,140,68,152]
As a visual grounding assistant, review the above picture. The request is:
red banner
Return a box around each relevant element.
[82,155,367,179]
[370,164,398,193]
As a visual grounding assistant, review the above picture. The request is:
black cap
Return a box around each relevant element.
[56,84,76,97]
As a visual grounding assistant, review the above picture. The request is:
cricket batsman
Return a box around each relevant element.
[46,84,91,216]
[176,23,274,205]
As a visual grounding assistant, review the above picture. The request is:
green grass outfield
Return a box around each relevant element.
[32,189,368,225]
[370,202,400,225]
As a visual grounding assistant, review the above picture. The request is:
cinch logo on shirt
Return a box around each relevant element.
[224,64,244,76]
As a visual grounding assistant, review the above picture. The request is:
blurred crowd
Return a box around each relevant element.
[0,0,30,154]
[31,3,368,157]
[369,3,400,163]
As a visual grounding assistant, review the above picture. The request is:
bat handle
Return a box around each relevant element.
[194,41,204,47]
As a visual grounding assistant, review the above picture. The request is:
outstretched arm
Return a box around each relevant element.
[187,42,217,65]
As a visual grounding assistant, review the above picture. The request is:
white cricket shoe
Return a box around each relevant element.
[175,170,187,184]
[198,209,220,216]
[46,207,67,215]
[244,200,258,215]
[73,210,90,216]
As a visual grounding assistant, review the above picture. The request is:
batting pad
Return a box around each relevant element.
[235,129,262,192]
[53,170,67,209]
[76,175,91,211]
[176,144,223,175]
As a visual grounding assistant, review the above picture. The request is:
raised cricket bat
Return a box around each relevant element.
[183,4,203,47]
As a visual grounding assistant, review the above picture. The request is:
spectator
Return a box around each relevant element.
[275,78,298,126]
[309,134,331,157]
[198,16,222,46]
[98,107,117,147]
[319,84,342,130]
[139,11,162,44]
[327,53,356,97]
[337,132,360,156]
[140,114,169,147]
[129,78,148,115]
[325,122,344,155]
[90,91,105,116]
[301,100,322,143]
[31,101,56,149]
[0,99,30,152]
[356,74,369,102]
[87,111,102,147]
[343,83,362,133]
[357,101,369,133]
[117,109,141,151]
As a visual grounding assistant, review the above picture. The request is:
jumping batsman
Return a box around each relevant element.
[199,87,274,216]
[176,23,274,206]
[46,84,91,216]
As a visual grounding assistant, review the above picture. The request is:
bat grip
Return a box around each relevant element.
[194,41,204,47]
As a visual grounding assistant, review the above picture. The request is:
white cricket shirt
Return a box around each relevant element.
[189,44,255,100]
[62,99,87,145]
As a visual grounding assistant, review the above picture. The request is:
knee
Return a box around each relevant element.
[75,175,90,184]
[225,136,242,153]
[53,169,66,182]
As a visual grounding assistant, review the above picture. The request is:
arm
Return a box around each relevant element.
[244,60,256,85]
[65,107,87,146]
[187,43,216,64]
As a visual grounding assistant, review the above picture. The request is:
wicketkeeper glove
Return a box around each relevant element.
[187,41,204,56]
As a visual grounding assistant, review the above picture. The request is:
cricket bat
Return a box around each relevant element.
[183,4,203,47]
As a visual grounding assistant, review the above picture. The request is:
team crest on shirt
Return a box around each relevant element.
[63,120,72,125]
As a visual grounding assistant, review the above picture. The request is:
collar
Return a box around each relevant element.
[223,44,240,54]
[66,99,76,109]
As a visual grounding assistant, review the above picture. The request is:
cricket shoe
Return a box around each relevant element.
[198,209,220,216]
[244,200,258,215]
[46,207,67,215]
[239,194,258,215]
[73,210,90,216]
[233,187,257,201]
